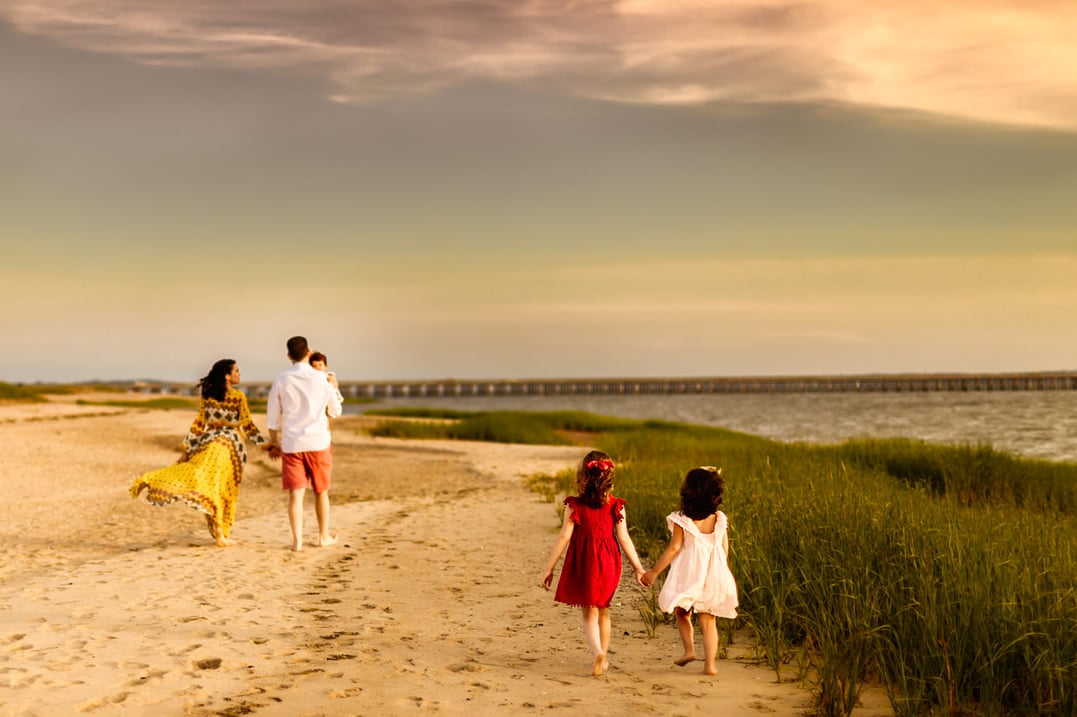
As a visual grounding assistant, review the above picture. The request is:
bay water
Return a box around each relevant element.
[348,390,1077,464]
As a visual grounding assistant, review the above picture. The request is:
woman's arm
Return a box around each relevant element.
[641,524,685,587]
[541,509,575,590]
[237,393,267,445]
[180,399,208,458]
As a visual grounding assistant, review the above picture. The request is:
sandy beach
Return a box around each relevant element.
[0,395,893,716]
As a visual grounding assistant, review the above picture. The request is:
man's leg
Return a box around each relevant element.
[288,488,305,551]
[314,490,337,546]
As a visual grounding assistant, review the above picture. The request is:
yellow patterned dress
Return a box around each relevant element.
[130,388,267,542]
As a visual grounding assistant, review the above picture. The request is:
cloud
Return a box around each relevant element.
[3,1,1076,126]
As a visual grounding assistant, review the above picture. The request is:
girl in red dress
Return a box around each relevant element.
[541,450,646,676]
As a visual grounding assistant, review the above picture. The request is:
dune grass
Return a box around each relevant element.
[368,407,1077,716]
[365,408,642,444]
[76,397,200,410]
[0,382,48,402]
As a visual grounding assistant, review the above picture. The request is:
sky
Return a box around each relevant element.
[2,0,1076,383]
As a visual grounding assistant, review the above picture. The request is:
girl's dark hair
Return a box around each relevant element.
[198,359,235,402]
[310,352,327,365]
[680,466,724,520]
[575,450,615,509]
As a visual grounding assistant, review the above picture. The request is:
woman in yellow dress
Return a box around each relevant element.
[131,359,268,546]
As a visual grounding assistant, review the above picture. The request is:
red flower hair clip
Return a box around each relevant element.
[585,459,614,472]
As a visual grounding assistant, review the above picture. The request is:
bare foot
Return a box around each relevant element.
[591,654,608,677]
[210,523,230,547]
[291,544,304,552]
[674,655,696,666]
[703,663,718,676]
[317,532,339,547]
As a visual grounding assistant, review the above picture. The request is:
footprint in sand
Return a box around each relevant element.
[448,662,487,673]
[169,643,203,656]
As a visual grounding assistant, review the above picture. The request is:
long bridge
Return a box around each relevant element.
[142,370,1077,398]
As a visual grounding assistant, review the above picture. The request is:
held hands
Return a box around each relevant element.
[264,444,282,460]
[640,569,658,588]
[634,566,650,588]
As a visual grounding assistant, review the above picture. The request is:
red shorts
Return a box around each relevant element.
[281,448,333,493]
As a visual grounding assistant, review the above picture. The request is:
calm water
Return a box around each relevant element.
[349,391,1077,463]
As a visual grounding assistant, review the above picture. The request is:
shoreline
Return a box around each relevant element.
[0,395,892,716]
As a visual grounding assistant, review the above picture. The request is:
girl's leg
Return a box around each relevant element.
[580,607,607,676]
[673,607,696,665]
[699,613,718,675]
[598,607,611,657]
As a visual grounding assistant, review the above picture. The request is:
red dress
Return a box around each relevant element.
[554,495,626,608]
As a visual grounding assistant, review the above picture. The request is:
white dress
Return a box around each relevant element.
[657,511,739,618]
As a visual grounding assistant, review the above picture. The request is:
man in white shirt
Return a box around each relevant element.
[266,335,344,551]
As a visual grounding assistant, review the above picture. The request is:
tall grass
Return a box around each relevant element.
[76,397,200,410]
[602,426,1077,716]
[0,382,47,402]
[1,382,126,401]
[365,409,641,445]
[367,408,1077,715]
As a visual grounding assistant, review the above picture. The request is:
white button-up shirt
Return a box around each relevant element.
[266,361,344,453]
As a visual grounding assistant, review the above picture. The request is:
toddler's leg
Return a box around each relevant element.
[673,607,696,666]
[700,613,718,675]
[580,607,608,676]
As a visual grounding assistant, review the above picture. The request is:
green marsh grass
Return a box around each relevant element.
[365,407,478,420]
[1,382,128,401]
[370,408,1077,715]
[365,409,640,445]
[76,397,200,410]
[0,382,47,402]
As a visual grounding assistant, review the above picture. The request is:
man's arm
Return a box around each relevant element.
[265,380,283,458]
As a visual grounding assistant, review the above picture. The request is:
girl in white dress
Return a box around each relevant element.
[642,466,738,675]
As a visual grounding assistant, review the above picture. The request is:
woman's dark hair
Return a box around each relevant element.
[680,466,724,520]
[576,450,615,509]
[310,351,327,366]
[198,359,235,402]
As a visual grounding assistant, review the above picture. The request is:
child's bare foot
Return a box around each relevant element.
[591,654,608,676]
[317,532,338,547]
[215,536,231,547]
[674,654,696,666]
[291,543,303,552]
[703,663,718,675]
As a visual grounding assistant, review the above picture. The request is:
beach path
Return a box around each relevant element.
[0,400,891,716]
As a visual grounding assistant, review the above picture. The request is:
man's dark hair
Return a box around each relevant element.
[287,336,309,362]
